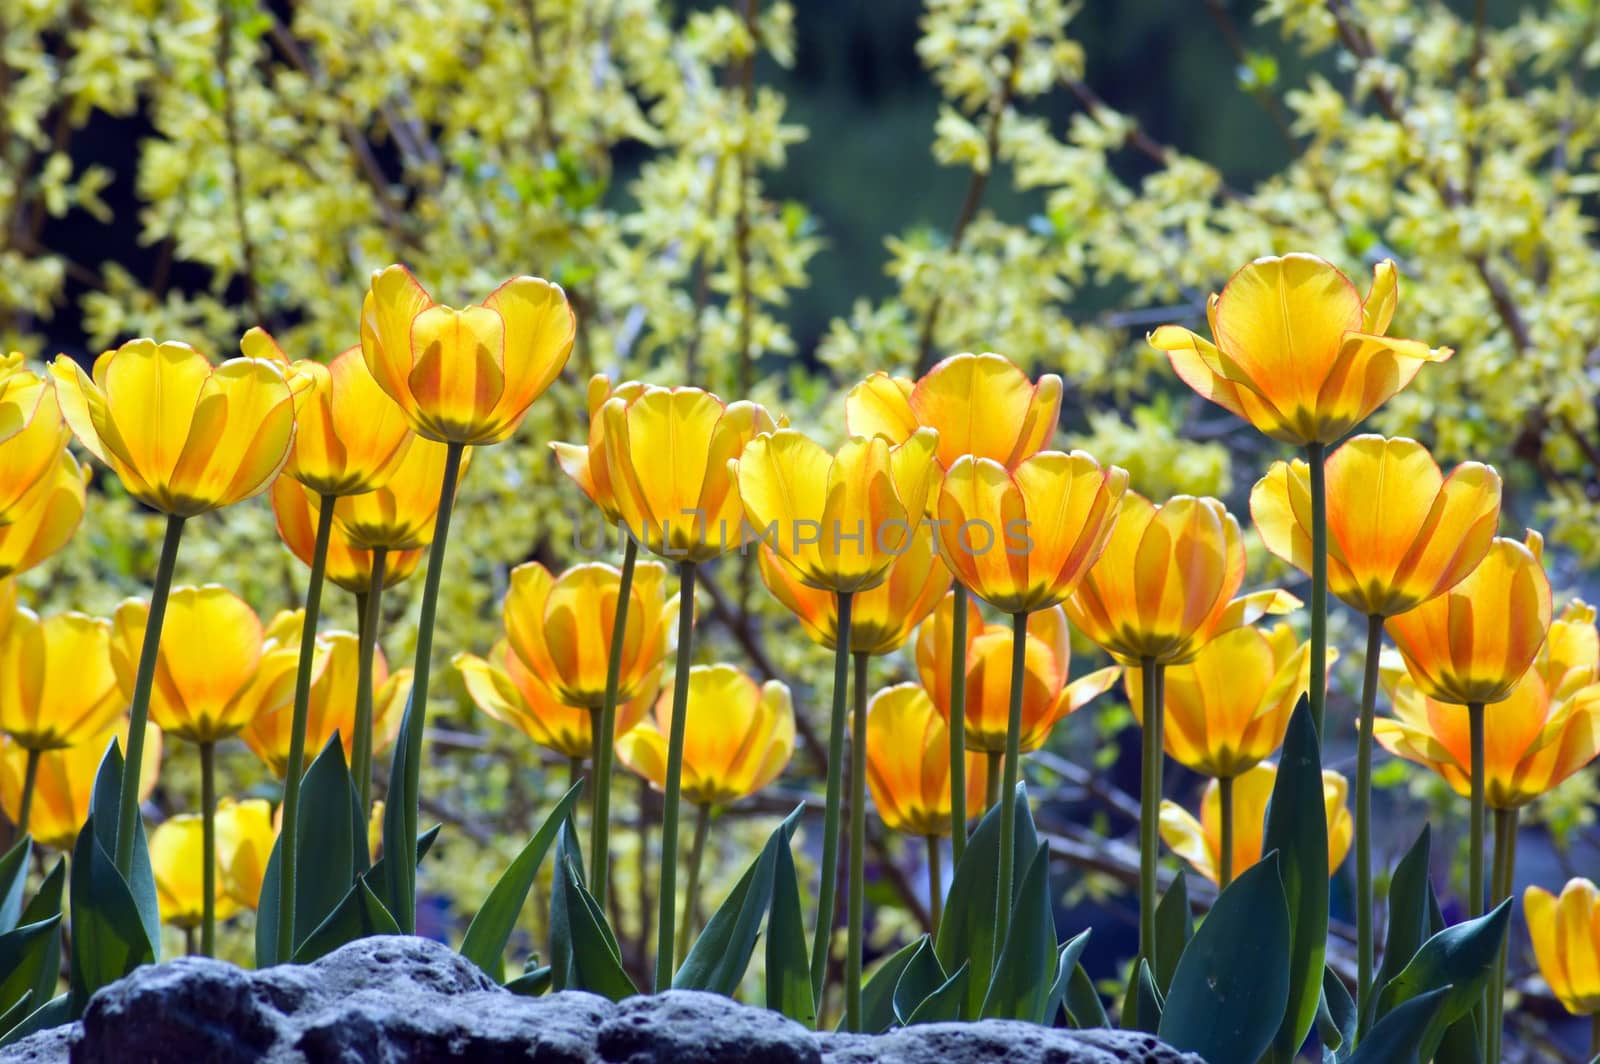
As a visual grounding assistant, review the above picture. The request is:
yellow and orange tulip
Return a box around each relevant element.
[599,387,780,563]
[736,427,940,593]
[864,683,988,837]
[1149,255,1450,445]
[1159,761,1353,886]
[1524,878,1600,1016]
[215,798,277,910]
[360,265,574,445]
[0,354,71,524]
[616,665,794,807]
[551,374,650,523]
[110,586,301,745]
[0,451,87,579]
[1251,435,1502,618]
[51,339,296,516]
[1067,492,1295,665]
[150,813,240,929]
[0,608,123,751]
[0,721,162,850]
[935,450,1128,615]
[845,353,1062,470]
[915,598,1119,754]
[1385,532,1552,706]
[1126,623,1316,779]
[331,435,472,551]
[271,475,423,593]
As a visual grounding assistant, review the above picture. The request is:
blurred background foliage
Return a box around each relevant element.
[3,0,1599,1046]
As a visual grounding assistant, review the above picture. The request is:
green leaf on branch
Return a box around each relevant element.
[980,844,1055,1023]
[1153,873,1191,994]
[1261,699,1328,1059]
[1374,899,1511,1060]
[459,782,582,981]
[1158,852,1290,1063]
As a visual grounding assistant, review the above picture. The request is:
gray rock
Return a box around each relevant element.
[0,936,1201,1064]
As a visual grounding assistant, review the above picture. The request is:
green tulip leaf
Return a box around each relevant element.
[1365,823,1432,1031]
[765,817,814,1027]
[86,741,159,960]
[891,936,947,1026]
[362,824,441,894]
[1153,872,1191,994]
[290,876,401,964]
[378,691,419,931]
[0,859,63,1022]
[1345,985,1453,1064]
[558,856,636,1001]
[1374,899,1511,1060]
[0,993,68,1048]
[1126,958,1163,1034]
[860,937,927,1034]
[1044,929,1092,1027]
[980,843,1055,1022]
[1063,963,1108,1030]
[1316,966,1356,1056]
[0,836,33,934]
[504,966,552,996]
[67,814,154,1017]
[548,821,586,992]
[1158,852,1290,1063]
[904,962,970,1025]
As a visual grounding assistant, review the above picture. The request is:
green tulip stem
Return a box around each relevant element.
[15,747,39,837]
[993,610,1029,973]
[1138,656,1165,968]
[199,740,216,958]
[1591,1013,1599,1058]
[352,547,388,817]
[926,835,942,937]
[1356,613,1383,1038]
[184,927,197,957]
[1487,807,1518,1064]
[276,492,336,961]
[592,535,638,911]
[569,754,585,794]
[654,560,698,992]
[115,512,186,877]
[948,585,969,863]
[1468,702,1486,919]
[677,802,712,966]
[984,752,1001,811]
[846,650,870,1031]
[396,440,465,934]
[809,589,854,1007]
[1306,441,1328,740]
[1217,774,1234,889]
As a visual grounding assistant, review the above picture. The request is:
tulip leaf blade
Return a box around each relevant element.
[1364,823,1432,1032]
[557,855,636,1001]
[0,836,33,935]
[935,781,1037,1019]
[86,740,159,961]
[1373,899,1511,1060]
[1124,958,1163,1034]
[1345,985,1453,1064]
[1152,872,1191,994]
[891,936,947,1026]
[904,962,970,1025]
[0,858,64,1021]
[378,690,419,933]
[1043,929,1092,1027]
[290,877,402,964]
[0,993,68,1049]
[362,824,441,896]
[67,814,155,1017]
[1261,698,1328,1058]
[548,821,586,992]
[1063,963,1109,1030]
[504,966,552,997]
[1316,966,1357,1056]
[1157,851,1290,1063]
[674,805,804,996]
[459,781,582,982]
[859,936,927,1034]
[765,815,814,1027]
[0,916,60,1036]
[980,843,1055,1023]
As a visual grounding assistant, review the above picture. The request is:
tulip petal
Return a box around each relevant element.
[1213,253,1362,408]
[843,373,917,446]
[166,359,296,514]
[481,276,575,438]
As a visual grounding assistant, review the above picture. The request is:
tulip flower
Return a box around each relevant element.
[617,664,793,965]
[361,265,573,935]
[151,813,240,944]
[1252,434,1501,1019]
[864,683,989,933]
[552,374,652,525]
[597,385,777,991]
[111,585,299,956]
[1524,880,1600,1029]
[51,337,297,878]
[215,798,276,910]
[0,720,161,850]
[0,451,87,579]
[271,475,423,595]
[1066,490,1290,963]
[734,425,941,1026]
[1159,761,1352,887]
[0,609,123,832]
[0,357,70,526]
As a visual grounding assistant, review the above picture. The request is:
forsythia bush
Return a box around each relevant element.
[2,0,1599,1060]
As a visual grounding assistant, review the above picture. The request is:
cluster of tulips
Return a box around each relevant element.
[0,251,1597,1059]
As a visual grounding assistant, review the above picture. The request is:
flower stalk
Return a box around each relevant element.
[948,585,969,863]
[993,611,1029,967]
[809,590,853,1008]
[1356,613,1383,1035]
[1487,807,1518,1064]
[1306,442,1328,739]
[15,748,39,837]
[199,740,216,957]
[1138,656,1164,966]
[1217,774,1234,889]
[846,649,870,1030]
[676,802,712,966]
[592,536,639,910]
[654,560,698,991]
[352,548,389,815]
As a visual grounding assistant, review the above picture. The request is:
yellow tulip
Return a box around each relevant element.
[864,683,989,837]
[0,608,123,751]
[1524,879,1600,1016]
[0,355,70,525]
[150,813,240,929]
[551,374,650,523]
[242,622,402,777]
[1385,532,1552,706]
[1149,255,1450,446]
[599,386,779,563]
[935,450,1128,615]
[0,451,87,579]
[1127,623,1318,779]
[270,475,423,594]
[0,720,163,850]
[360,265,574,445]
[241,329,413,496]
[1159,762,1353,886]
[215,798,276,910]
[455,640,657,760]
[735,427,940,593]
[616,665,794,806]
[1067,492,1296,666]
[331,435,472,552]
[1251,435,1502,618]
[50,339,295,516]
[916,600,1118,755]
[110,586,302,745]
[845,353,1062,470]
[1540,600,1600,700]
[757,528,951,656]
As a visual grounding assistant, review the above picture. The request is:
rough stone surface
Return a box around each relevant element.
[0,936,1202,1063]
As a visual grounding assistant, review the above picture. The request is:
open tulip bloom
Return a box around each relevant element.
[1525,878,1600,1046]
